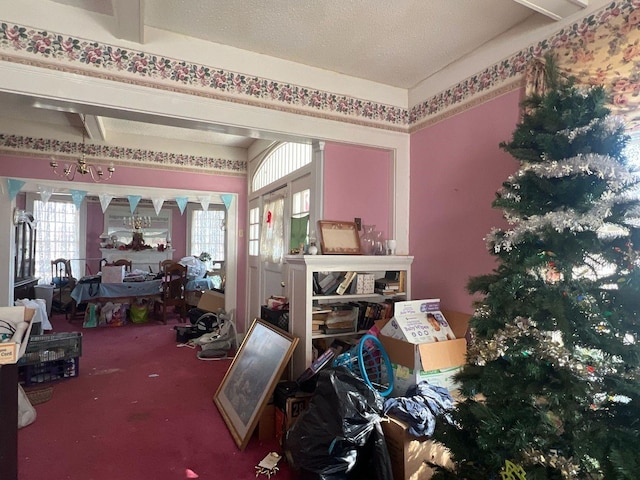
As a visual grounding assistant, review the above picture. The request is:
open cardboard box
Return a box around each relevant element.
[197,289,225,313]
[377,304,470,396]
[0,306,36,365]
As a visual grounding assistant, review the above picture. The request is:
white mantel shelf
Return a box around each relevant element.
[100,248,175,273]
[284,254,414,272]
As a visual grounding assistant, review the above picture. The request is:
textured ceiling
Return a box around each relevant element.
[13,0,593,150]
[142,0,538,89]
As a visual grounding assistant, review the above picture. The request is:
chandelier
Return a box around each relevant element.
[123,213,152,231]
[50,132,115,183]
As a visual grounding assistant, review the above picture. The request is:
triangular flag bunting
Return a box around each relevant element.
[221,194,233,210]
[151,198,165,216]
[38,184,53,203]
[198,196,210,211]
[98,193,114,213]
[175,196,188,214]
[7,179,25,201]
[128,195,142,214]
[70,189,87,209]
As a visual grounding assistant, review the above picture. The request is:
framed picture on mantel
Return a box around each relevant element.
[317,220,362,255]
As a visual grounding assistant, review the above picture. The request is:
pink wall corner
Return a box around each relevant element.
[409,88,524,314]
[1,156,248,328]
[323,142,392,240]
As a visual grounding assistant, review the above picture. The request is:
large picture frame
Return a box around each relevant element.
[214,318,299,450]
[317,220,362,254]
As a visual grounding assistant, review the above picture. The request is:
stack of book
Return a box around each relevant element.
[313,271,358,295]
[312,306,331,334]
[316,303,357,334]
[374,277,401,295]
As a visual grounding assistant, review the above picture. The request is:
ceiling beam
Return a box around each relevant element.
[81,114,107,142]
[112,0,145,43]
[512,0,588,21]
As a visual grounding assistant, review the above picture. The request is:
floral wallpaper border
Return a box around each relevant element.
[0,1,632,141]
[0,134,247,175]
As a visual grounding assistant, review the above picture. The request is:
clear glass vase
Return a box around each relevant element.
[360,224,376,255]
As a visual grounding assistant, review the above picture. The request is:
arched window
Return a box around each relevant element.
[249,142,314,260]
[252,143,312,192]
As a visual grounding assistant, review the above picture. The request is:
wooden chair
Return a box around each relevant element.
[98,258,109,271]
[50,258,76,319]
[159,259,174,273]
[157,261,188,324]
[108,259,133,272]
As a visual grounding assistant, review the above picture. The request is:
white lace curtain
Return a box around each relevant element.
[33,199,80,283]
[260,196,285,263]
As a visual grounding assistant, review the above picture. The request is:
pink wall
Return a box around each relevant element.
[2,155,248,324]
[409,88,524,313]
[323,142,392,240]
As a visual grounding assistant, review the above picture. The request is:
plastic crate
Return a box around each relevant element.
[18,332,82,366]
[20,356,79,386]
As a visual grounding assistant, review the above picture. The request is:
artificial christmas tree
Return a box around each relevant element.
[431,57,640,479]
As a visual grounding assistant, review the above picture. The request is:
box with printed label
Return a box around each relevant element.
[355,273,375,294]
[378,305,470,397]
[380,299,456,343]
[0,307,36,364]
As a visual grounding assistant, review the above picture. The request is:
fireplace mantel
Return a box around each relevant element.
[99,248,175,273]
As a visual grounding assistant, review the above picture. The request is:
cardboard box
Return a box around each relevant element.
[197,289,225,313]
[382,414,453,480]
[378,306,470,396]
[0,307,36,365]
[274,394,312,445]
[258,403,276,441]
[102,265,125,283]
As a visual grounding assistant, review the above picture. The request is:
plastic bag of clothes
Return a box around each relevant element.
[284,367,393,480]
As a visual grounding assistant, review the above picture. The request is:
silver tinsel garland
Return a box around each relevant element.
[488,149,640,252]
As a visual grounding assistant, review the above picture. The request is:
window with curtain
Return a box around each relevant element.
[260,196,285,263]
[188,206,226,270]
[33,198,80,284]
[290,188,310,252]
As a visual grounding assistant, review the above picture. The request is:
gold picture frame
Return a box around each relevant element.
[317,220,362,255]
[214,319,298,450]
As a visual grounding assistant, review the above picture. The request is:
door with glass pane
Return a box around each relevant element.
[247,174,311,324]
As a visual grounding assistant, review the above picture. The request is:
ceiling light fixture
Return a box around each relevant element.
[50,132,115,183]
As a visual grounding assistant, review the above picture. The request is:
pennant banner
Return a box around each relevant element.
[7,178,25,201]
[175,196,188,215]
[221,194,233,210]
[38,184,53,203]
[128,195,142,214]
[98,193,114,213]
[70,189,87,210]
[151,198,165,216]
[198,196,210,212]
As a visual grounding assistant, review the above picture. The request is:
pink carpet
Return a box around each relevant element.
[17,313,297,480]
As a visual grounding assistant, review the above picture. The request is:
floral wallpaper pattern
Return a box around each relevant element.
[0,134,247,174]
[0,0,637,170]
[410,0,640,130]
[551,1,640,133]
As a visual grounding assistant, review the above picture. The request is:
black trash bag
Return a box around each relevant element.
[284,366,393,480]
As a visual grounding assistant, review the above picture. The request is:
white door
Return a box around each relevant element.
[247,174,311,326]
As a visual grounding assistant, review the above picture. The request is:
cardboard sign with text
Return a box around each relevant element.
[380,299,456,343]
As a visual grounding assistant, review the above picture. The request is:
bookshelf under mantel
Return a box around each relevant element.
[284,254,414,378]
